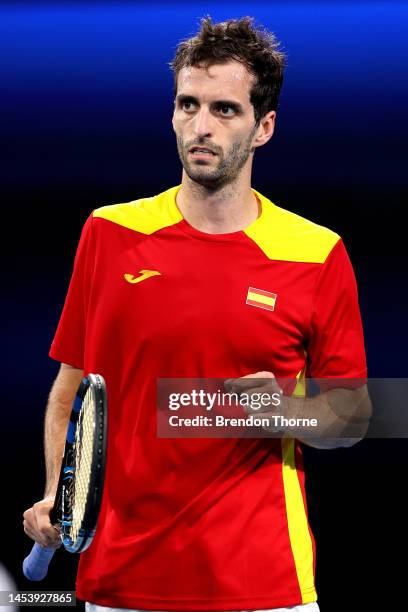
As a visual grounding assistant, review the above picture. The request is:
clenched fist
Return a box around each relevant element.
[23,497,62,549]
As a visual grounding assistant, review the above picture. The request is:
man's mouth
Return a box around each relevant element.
[189,146,217,157]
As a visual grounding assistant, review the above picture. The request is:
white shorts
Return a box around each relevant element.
[85,602,320,612]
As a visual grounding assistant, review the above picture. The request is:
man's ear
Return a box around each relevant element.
[252,111,276,149]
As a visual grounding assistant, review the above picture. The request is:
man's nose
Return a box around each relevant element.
[192,107,213,138]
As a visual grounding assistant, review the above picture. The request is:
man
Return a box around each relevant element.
[23,16,371,612]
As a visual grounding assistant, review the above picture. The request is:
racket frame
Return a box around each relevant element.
[51,373,108,552]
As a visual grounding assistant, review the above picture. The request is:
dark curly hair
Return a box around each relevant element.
[169,15,287,125]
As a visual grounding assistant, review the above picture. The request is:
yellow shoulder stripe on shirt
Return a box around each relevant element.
[93,186,183,235]
[93,184,340,263]
[247,189,340,263]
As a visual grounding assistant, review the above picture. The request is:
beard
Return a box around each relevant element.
[175,125,257,190]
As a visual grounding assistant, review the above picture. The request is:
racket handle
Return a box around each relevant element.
[23,542,56,581]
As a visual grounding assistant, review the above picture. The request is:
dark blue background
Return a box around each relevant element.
[2,2,407,609]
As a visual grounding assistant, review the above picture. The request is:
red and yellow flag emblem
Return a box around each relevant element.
[246,286,277,312]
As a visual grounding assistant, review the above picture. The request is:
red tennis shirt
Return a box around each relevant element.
[49,184,367,609]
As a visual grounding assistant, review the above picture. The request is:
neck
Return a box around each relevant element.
[175,168,260,234]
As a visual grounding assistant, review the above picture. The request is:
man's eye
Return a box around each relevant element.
[182,101,196,111]
[217,104,235,116]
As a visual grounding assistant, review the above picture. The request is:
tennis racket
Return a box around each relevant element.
[23,373,108,581]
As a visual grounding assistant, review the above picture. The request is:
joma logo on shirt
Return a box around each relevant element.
[246,287,277,311]
[124,270,161,284]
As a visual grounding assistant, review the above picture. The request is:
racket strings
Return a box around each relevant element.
[70,388,95,544]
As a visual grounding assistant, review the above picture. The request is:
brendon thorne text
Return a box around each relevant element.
[168,415,318,428]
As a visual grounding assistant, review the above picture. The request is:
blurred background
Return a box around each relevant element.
[1,1,407,610]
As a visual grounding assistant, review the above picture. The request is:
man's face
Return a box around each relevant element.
[172,60,264,189]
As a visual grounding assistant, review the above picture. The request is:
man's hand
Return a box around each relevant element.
[224,370,282,401]
[223,370,372,448]
[224,371,285,431]
[23,497,62,549]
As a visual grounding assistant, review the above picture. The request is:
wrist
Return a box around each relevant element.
[43,492,56,502]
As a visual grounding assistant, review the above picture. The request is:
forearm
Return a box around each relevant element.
[43,364,84,497]
[44,400,71,497]
[281,385,372,449]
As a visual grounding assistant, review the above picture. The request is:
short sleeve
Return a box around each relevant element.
[306,238,367,382]
[49,213,95,369]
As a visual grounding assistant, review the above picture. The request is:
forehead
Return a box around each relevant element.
[176,60,254,103]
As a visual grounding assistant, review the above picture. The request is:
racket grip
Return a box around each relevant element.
[23,542,56,581]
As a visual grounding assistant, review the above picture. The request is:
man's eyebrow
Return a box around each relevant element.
[175,94,243,112]
[175,94,197,107]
